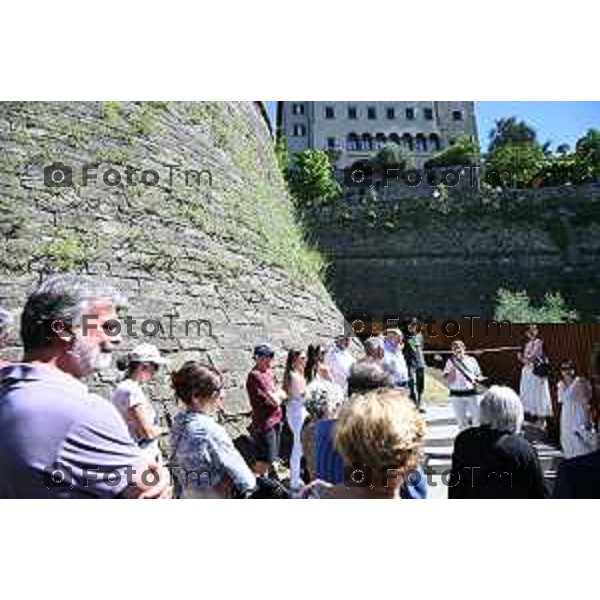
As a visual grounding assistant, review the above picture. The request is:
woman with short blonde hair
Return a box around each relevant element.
[300,388,426,498]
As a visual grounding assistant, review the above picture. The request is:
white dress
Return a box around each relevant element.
[519,339,553,417]
[286,373,308,489]
[558,377,593,458]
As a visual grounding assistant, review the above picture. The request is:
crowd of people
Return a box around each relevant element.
[0,275,598,499]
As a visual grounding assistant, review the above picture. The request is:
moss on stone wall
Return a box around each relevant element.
[0,101,344,415]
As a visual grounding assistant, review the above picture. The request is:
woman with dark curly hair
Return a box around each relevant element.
[170,361,256,498]
[305,344,334,383]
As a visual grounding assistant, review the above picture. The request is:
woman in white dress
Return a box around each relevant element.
[558,359,594,458]
[284,348,308,490]
[518,325,553,427]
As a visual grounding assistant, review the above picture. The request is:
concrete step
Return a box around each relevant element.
[426,417,457,428]
[423,457,452,476]
[423,454,562,476]
[423,445,454,458]
[424,475,449,500]
[424,423,459,447]
[537,451,563,473]
[425,403,455,422]
[423,445,563,475]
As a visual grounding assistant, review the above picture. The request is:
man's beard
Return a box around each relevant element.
[68,334,113,376]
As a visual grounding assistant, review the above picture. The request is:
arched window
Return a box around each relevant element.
[293,123,306,137]
[362,133,373,151]
[347,133,359,151]
[389,133,400,145]
[402,133,413,151]
[415,134,427,152]
[375,133,387,150]
[429,133,441,152]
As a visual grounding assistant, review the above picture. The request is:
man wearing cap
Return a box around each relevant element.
[383,329,409,390]
[111,343,167,463]
[246,344,286,477]
[325,335,355,396]
[0,307,13,367]
[0,275,171,499]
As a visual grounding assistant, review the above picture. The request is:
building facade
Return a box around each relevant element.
[277,101,478,169]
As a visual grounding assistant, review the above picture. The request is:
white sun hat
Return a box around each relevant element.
[128,343,166,366]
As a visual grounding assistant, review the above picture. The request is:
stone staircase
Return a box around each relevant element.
[421,401,563,499]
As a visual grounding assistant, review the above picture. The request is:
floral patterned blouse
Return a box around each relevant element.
[170,410,256,498]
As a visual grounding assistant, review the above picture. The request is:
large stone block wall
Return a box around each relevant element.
[0,101,346,424]
[306,182,600,321]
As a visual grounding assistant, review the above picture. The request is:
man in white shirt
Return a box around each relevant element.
[325,335,355,396]
[383,328,409,389]
[443,340,486,430]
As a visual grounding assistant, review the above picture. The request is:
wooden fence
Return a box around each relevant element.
[421,321,600,424]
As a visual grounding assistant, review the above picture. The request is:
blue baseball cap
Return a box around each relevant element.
[253,343,275,358]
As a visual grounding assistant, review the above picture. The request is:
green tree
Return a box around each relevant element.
[494,288,578,323]
[485,142,546,188]
[575,128,600,178]
[372,143,413,171]
[426,134,479,167]
[287,149,342,207]
[488,117,537,153]
[275,135,290,181]
[535,129,600,187]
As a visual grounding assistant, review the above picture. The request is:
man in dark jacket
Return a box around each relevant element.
[403,318,426,412]
[553,450,600,499]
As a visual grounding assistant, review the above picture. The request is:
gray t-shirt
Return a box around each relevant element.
[0,363,146,498]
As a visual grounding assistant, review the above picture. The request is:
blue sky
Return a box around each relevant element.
[266,101,599,152]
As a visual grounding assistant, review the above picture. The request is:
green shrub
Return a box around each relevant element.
[426,135,478,168]
[40,230,88,272]
[373,143,414,171]
[288,149,342,208]
[494,288,578,323]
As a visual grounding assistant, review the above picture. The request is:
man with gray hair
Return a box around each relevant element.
[448,385,546,498]
[362,335,385,362]
[0,274,171,499]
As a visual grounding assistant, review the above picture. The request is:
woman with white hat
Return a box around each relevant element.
[111,343,167,462]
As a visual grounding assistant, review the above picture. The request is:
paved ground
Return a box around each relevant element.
[422,401,456,499]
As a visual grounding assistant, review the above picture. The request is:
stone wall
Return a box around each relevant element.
[305,182,600,321]
[0,101,347,427]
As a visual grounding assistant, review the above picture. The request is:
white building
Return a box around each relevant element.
[277,101,478,169]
